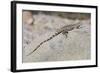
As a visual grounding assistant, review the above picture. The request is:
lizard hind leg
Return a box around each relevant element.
[62,31,68,38]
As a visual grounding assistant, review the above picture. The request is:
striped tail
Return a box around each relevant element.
[26,31,62,56]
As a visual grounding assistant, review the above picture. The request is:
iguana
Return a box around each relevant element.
[27,22,81,56]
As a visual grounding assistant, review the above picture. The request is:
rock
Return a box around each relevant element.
[22,11,91,63]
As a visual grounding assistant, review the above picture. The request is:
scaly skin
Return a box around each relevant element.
[27,22,81,56]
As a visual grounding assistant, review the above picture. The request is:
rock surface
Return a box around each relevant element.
[22,12,91,63]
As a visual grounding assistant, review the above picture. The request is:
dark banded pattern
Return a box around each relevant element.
[27,31,63,56]
[27,22,81,56]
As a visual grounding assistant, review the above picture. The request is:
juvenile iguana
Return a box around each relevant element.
[27,22,81,56]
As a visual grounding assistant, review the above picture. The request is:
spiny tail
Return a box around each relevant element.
[26,31,62,56]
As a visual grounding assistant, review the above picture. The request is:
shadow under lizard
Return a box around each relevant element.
[27,22,81,56]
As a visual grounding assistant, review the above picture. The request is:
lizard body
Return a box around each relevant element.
[27,22,81,56]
